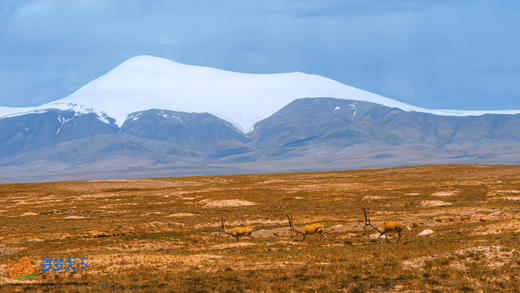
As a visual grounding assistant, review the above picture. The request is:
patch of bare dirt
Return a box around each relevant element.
[417,229,434,236]
[167,213,196,217]
[201,199,256,208]
[64,216,88,219]
[431,191,457,197]
[20,212,38,216]
[503,196,520,201]
[140,212,163,216]
[362,195,383,200]
[491,190,520,194]
[25,238,44,242]
[421,200,452,207]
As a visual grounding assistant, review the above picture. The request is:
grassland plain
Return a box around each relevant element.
[0,164,519,292]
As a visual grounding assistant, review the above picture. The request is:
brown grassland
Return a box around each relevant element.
[0,164,519,292]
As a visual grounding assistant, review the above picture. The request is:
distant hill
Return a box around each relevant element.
[1,98,519,183]
[1,56,519,182]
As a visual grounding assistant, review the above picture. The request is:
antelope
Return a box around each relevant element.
[220,217,253,241]
[286,215,326,241]
[362,208,411,243]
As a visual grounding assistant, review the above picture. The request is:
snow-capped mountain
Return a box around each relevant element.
[1,56,520,183]
[1,55,520,132]
[1,97,520,183]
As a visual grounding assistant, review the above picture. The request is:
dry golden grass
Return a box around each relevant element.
[0,164,519,292]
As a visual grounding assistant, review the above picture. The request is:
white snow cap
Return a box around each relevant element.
[1,55,520,132]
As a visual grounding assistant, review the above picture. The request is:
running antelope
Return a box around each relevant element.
[362,208,411,243]
[220,217,253,241]
[286,215,326,241]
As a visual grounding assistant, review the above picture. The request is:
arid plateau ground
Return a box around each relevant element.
[0,164,519,292]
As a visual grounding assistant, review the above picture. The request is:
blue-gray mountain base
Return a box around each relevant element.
[1,98,519,183]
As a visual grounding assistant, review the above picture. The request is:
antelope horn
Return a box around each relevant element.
[362,208,369,223]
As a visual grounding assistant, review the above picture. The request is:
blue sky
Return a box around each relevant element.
[1,0,519,110]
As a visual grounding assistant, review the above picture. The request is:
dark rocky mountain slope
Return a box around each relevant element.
[1,98,519,183]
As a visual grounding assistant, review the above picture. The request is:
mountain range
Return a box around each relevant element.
[1,56,519,183]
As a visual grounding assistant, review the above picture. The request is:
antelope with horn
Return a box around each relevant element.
[286,215,326,241]
[220,217,253,241]
[362,208,411,243]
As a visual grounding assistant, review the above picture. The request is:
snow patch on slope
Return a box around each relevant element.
[0,103,112,125]
[1,55,520,132]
